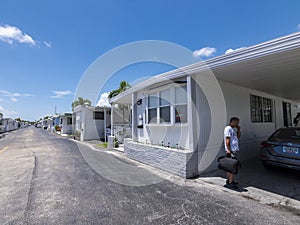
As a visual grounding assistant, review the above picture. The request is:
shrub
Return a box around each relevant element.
[55,125,61,132]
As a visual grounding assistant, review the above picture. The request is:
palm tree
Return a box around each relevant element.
[107,81,131,125]
[0,112,3,119]
[72,97,91,111]
[108,81,131,99]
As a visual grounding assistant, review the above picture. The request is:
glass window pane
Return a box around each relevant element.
[67,117,72,125]
[175,105,187,123]
[263,97,273,122]
[250,95,262,122]
[94,111,104,120]
[160,89,170,106]
[148,94,158,108]
[160,106,171,123]
[148,108,157,123]
[175,86,187,104]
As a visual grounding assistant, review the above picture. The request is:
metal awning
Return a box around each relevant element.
[212,47,300,102]
[110,32,300,104]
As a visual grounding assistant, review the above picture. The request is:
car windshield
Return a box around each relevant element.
[271,129,300,140]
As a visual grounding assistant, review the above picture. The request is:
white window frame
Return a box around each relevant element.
[146,84,188,125]
[250,94,273,123]
[147,93,158,124]
[175,85,188,124]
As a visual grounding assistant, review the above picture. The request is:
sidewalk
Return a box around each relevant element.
[76,139,300,215]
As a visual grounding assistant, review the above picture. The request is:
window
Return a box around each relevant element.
[94,111,104,120]
[250,95,273,123]
[175,86,187,123]
[263,98,273,122]
[148,93,158,108]
[160,106,171,123]
[67,117,72,125]
[159,89,171,123]
[148,108,157,123]
[148,93,158,123]
[146,85,187,125]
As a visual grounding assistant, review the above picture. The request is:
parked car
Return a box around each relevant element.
[260,127,300,170]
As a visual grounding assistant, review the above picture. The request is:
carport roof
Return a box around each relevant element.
[110,32,300,104]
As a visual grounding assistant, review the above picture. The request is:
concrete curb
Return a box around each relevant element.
[196,177,300,215]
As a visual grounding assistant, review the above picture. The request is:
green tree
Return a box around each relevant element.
[72,97,92,111]
[108,81,131,124]
[108,81,131,99]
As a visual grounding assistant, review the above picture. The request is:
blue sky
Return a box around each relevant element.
[0,0,300,121]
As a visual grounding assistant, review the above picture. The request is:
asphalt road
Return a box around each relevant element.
[0,127,299,225]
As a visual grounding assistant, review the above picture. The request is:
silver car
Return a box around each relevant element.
[260,127,300,170]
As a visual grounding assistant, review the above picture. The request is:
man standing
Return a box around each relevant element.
[224,117,241,189]
[293,113,300,127]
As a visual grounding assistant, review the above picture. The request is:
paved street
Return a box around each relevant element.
[0,127,299,225]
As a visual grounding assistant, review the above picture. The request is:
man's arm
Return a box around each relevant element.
[226,137,231,154]
[237,126,241,138]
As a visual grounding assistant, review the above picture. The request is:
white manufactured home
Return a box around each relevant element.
[73,105,111,141]
[0,118,5,133]
[57,113,73,134]
[110,32,300,178]
[0,118,18,132]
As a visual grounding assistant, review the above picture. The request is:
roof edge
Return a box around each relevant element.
[110,31,300,103]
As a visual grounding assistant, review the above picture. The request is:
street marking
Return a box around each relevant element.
[0,147,9,154]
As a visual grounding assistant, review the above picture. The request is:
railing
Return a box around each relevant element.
[113,123,132,144]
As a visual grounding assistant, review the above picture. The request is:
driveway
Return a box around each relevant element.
[199,156,300,201]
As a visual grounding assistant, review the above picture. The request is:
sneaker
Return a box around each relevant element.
[225,182,239,190]
[226,179,239,185]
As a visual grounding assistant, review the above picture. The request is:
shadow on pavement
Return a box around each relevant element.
[200,157,300,201]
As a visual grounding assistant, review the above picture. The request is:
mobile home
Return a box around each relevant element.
[110,32,300,178]
[73,105,111,141]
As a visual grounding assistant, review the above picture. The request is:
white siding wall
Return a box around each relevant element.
[61,116,73,134]
[84,109,102,140]
[219,80,298,159]
[192,78,299,173]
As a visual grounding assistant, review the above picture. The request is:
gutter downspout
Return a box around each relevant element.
[104,108,107,142]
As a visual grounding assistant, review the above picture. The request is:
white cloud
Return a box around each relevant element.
[97,93,111,107]
[225,47,246,55]
[0,90,33,103]
[0,105,18,118]
[44,41,52,47]
[0,24,36,45]
[193,47,217,58]
[51,90,72,98]
[10,97,18,103]
[23,94,33,97]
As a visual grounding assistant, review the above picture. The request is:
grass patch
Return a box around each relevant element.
[96,142,108,149]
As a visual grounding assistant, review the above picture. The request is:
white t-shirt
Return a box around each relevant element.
[224,125,239,152]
